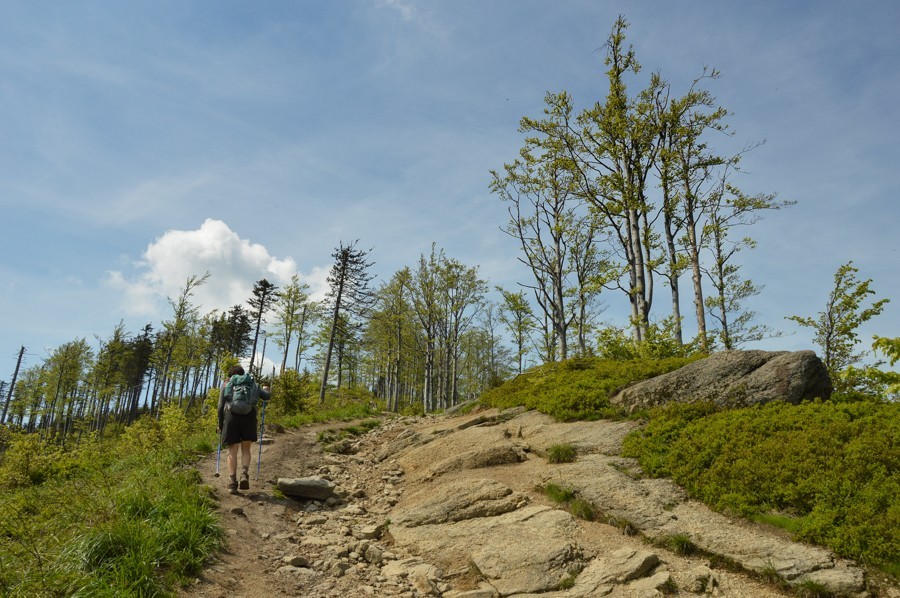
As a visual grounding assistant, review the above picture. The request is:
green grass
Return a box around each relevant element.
[659,577,679,595]
[546,443,577,464]
[661,533,699,556]
[795,580,834,598]
[752,512,806,535]
[569,498,596,521]
[558,566,582,590]
[538,483,596,521]
[479,356,696,421]
[275,401,382,428]
[0,406,223,597]
[541,482,576,505]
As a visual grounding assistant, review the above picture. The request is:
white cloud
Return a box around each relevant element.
[377,0,415,21]
[106,219,301,318]
[303,265,331,303]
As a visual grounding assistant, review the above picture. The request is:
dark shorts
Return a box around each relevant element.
[222,408,258,445]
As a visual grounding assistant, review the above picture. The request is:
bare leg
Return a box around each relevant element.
[239,440,252,489]
[240,441,252,472]
[227,443,240,477]
[226,443,240,492]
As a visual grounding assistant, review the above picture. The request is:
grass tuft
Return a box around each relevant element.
[795,580,834,598]
[569,498,596,521]
[664,533,698,556]
[541,482,576,505]
[546,443,577,464]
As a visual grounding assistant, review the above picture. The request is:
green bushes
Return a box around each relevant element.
[622,399,900,571]
[276,399,382,429]
[480,356,696,420]
[317,419,381,452]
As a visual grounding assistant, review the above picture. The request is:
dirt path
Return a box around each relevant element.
[181,425,327,597]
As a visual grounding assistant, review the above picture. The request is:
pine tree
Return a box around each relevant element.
[248,279,279,376]
[320,241,375,403]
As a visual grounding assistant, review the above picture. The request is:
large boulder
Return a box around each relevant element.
[610,350,831,412]
[277,476,336,500]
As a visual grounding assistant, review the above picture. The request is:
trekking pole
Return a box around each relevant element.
[256,400,267,481]
[214,427,223,477]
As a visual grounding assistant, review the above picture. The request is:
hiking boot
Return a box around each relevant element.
[239,470,250,490]
[228,476,238,494]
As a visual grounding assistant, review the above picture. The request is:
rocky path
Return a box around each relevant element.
[180,408,891,598]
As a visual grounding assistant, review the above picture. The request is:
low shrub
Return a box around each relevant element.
[622,399,900,571]
[480,356,696,421]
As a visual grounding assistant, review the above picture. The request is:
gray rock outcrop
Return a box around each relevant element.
[610,349,832,412]
[277,476,336,500]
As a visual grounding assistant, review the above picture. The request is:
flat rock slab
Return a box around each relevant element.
[546,454,866,594]
[392,478,528,527]
[392,505,583,596]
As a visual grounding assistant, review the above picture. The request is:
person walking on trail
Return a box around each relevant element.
[217,365,271,493]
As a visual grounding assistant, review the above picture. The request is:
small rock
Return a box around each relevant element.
[365,544,384,564]
[686,565,718,593]
[284,555,309,567]
[628,570,672,593]
[353,524,381,539]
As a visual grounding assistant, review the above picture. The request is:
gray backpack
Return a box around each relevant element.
[226,373,257,415]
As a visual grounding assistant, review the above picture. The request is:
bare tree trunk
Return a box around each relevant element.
[2,346,25,424]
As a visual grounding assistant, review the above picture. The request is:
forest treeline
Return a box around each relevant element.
[1,17,896,442]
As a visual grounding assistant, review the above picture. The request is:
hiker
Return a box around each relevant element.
[217,365,271,492]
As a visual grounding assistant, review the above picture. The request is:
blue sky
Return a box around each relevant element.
[1,0,897,376]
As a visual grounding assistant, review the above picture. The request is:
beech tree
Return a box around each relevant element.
[367,270,419,411]
[436,256,487,405]
[271,275,316,374]
[403,246,487,411]
[788,262,889,385]
[150,273,208,415]
[497,287,535,373]
[405,248,441,409]
[319,241,376,403]
[497,16,785,354]
[572,17,666,342]
[703,165,788,349]
[655,69,729,348]
[491,92,604,360]
[39,338,93,441]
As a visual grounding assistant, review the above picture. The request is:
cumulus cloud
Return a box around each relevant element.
[106,219,324,318]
